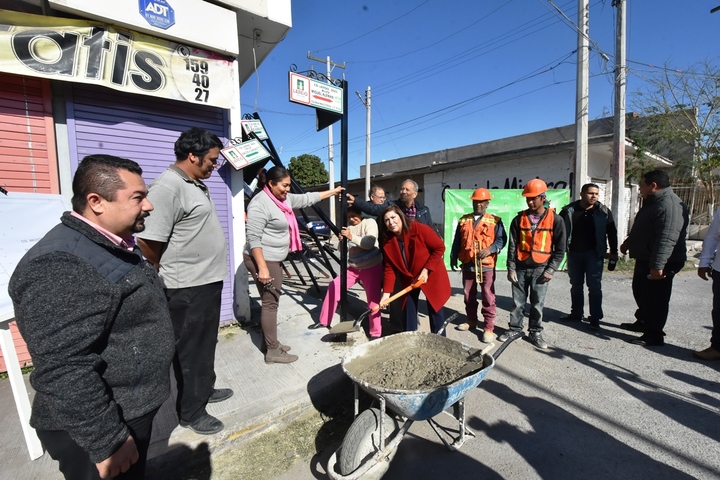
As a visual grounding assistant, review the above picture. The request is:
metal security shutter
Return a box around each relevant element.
[66,84,236,325]
[0,73,58,372]
[0,73,59,193]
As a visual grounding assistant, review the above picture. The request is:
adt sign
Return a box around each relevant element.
[139,0,175,29]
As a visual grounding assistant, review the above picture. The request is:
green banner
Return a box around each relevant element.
[443,189,571,270]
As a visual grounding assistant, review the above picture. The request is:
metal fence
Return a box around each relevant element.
[672,185,719,238]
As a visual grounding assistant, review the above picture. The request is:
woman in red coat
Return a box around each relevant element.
[379,205,451,335]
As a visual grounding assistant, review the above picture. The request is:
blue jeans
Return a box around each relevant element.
[509,268,549,333]
[567,251,604,319]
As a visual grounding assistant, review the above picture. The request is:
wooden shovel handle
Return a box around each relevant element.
[373,279,425,312]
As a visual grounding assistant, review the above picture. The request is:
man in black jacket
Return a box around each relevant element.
[620,170,688,346]
[9,155,175,479]
[559,183,618,329]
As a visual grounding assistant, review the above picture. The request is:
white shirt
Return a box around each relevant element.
[699,207,720,271]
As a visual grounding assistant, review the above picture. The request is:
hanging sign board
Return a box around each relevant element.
[241,119,268,140]
[221,139,270,170]
[289,72,343,114]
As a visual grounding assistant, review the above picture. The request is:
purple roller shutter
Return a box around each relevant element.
[65,84,236,326]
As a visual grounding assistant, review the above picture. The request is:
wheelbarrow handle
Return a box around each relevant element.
[491,331,524,360]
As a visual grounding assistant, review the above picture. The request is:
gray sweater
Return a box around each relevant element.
[245,190,322,261]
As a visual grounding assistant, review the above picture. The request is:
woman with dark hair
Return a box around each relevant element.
[245,166,343,363]
[310,205,383,338]
[379,205,451,334]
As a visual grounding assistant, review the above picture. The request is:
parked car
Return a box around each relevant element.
[295,214,331,239]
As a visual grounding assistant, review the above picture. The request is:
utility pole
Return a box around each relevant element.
[574,0,590,198]
[308,53,345,222]
[356,86,372,200]
[611,0,627,242]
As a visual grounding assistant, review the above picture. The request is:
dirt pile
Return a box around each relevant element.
[355,349,468,390]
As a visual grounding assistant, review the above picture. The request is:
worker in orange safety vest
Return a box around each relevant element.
[500,179,566,349]
[450,188,507,343]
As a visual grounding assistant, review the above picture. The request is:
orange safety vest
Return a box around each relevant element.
[517,208,555,264]
[458,213,500,268]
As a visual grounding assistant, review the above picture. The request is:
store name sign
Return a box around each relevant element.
[0,10,233,108]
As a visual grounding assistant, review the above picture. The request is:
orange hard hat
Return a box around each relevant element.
[470,188,492,201]
[522,179,548,197]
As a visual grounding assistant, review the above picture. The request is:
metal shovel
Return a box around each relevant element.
[328,279,424,334]
[453,330,524,378]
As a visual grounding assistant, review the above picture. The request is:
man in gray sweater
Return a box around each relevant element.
[620,170,688,346]
[9,155,175,479]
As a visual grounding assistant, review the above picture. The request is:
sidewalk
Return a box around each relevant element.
[1,265,359,480]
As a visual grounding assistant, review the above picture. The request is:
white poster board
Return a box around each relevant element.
[0,192,67,460]
[1,193,68,319]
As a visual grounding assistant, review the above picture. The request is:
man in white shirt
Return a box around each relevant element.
[696,207,720,360]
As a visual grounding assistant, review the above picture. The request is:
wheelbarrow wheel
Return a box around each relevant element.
[338,408,400,476]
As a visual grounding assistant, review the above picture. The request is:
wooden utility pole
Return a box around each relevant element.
[356,87,372,200]
[307,53,345,222]
[611,0,627,242]
[574,0,590,198]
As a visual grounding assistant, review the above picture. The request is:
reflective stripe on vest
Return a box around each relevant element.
[458,213,499,268]
[517,209,555,264]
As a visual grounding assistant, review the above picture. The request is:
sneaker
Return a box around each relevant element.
[208,388,234,404]
[497,331,522,342]
[482,330,495,343]
[559,314,583,322]
[693,347,720,360]
[180,414,224,435]
[528,332,548,349]
[456,322,477,331]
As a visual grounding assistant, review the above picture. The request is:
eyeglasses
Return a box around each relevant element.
[372,194,386,201]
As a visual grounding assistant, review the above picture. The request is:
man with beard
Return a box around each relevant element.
[138,128,232,435]
[450,188,507,342]
[559,183,618,329]
[9,155,175,479]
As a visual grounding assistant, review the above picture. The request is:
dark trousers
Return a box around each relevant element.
[567,251,605,319]
[711,269,720,350]
[509,268,549,333]
[404,289,446,335]
[165,281,223,423]
[37,407,158,480]
[461,268,497,331]
[631,259,683,339]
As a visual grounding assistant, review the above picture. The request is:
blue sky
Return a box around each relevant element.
[239,0,720,182]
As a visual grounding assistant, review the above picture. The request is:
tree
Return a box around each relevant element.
[629,60,720,215]
[288,154,329,187]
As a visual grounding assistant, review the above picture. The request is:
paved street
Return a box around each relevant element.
[273,268,720,480]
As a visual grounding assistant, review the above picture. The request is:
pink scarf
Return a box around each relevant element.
[264,185,303,252]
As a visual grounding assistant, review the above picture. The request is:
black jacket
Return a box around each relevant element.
[9,213,175,463]
[353,197,434,228]
[559,200,618,257]
[625,187,688,268]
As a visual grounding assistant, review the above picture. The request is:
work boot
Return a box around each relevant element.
[482,330,495,343]
[265,347,298,364]
[261,343,292,353]
[694,347,720,360]
[528,332,548,349]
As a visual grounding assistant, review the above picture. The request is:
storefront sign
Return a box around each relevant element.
[241,120,268,140]
[289,72,343,114]
[221,139,270,170]
[0,10,234,108]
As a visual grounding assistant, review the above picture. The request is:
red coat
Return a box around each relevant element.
[382,222,451,312]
